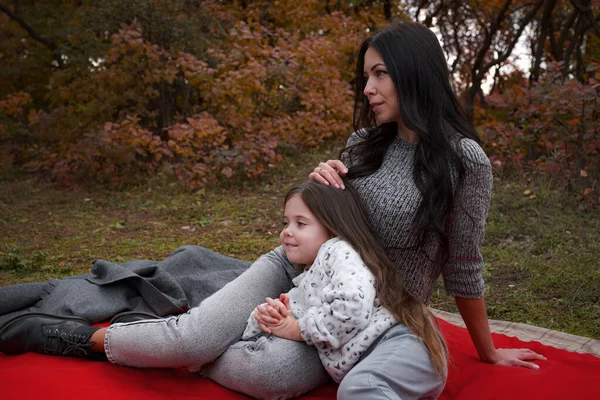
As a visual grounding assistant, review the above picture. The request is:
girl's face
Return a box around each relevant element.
[363,47,402,125]
[280,194,331,266]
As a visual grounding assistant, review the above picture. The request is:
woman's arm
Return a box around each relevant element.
[446,140,545,368]
[309,159,347,189]
[455,296,546,368]
[308,132,360,188]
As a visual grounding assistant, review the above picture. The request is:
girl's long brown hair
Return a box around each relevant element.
[285,181,448,379]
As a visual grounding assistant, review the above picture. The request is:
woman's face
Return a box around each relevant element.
[363,47,402,125]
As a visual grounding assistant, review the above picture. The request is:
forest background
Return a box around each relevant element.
[0,0,599,339]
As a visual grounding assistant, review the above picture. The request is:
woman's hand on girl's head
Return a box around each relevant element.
[308,160,348,190]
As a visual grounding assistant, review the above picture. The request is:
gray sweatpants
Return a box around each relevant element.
[206,324,445,400]
[104,247,444,399]
[104,247,328,398]
[337,324,446,399]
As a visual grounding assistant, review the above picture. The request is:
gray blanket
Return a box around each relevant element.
[0,245,250,324]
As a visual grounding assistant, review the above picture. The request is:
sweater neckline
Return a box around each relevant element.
[393,135,418,150]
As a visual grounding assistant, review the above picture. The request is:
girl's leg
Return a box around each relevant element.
[337,324,446,400]
[105,248,297,369]
[203,336,330,400]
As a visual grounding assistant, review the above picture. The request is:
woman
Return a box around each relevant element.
[309,21,545,372]
[0,21,543,400]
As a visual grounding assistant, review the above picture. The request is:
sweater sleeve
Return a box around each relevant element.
[442,139,493,298]
[297,242,376,350]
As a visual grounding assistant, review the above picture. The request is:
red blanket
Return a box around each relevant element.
[1,319,599,399]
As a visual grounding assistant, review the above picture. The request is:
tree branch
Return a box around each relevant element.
[471,0,512,77]
[569,0,600,37]
[413,0,427,22]
[531,0,557,82]
[382,0,392,21]
[482,0,545,73]
[0,2,64,68]
[557,9,578,52]
[466,0,544,116]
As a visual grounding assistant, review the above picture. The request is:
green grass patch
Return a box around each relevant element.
[1,147,598,339]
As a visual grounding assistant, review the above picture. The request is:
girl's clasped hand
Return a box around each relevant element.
[254,294,300,340]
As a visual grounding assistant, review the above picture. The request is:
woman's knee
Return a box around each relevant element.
[337,367,371,399]
[338,366,444,400]
[336,337,446,400]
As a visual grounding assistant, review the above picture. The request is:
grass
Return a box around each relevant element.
[1,148,598,339]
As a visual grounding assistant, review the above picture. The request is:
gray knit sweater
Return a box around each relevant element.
[346,133,493,303]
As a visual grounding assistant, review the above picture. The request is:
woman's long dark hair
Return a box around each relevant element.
[342,21,480,266]
[285,181,447,378]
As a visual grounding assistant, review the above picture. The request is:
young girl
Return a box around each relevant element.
[202,181,448,397]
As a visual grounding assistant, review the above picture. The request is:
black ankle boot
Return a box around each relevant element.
[0,313,100,357]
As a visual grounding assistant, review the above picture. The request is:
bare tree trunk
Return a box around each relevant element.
[530,0,557,83]
[465,0,513,118]
[555,9,578,60]
[466,0,543,118]
[570,0,600,37]
[382,0,392,21]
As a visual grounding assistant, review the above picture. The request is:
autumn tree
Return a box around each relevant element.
[0,0,374,188]
[1,0,597,195]
[401,0,599,115]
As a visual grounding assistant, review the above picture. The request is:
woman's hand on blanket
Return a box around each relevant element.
[309,160,348,190]
[493,348,547,369]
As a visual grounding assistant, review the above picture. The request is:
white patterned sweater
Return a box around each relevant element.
[242,237,397,382]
